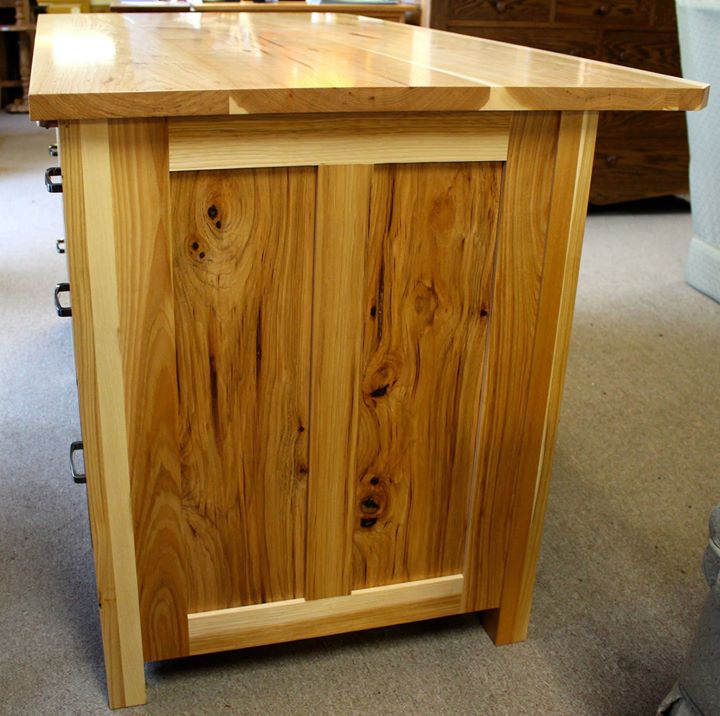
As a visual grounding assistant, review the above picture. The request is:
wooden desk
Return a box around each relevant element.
[29,12,707,710]
[110,0,418,23]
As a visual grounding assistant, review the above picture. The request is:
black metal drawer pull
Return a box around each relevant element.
[54,283,72,318]
[45,166,63,193]
[56,238,65,254]
[70,441,86,484]
[48,144,58,158]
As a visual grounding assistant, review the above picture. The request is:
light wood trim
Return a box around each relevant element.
[188,575,464,655]
[107,119,189,662]
[484,111,599,645]
[306,164,372,600]
[168,114,510,172]
[62,120,146,708]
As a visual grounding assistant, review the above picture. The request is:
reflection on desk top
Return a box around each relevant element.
[28,12,708,121]
[109,0,418,15]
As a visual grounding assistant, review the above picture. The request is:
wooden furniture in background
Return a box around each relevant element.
[110,0,418,22]
[0,0,35,112]
[429,0,689,204]
[29,12,707,709]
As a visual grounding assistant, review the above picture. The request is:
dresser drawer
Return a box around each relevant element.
[599,110,687,139]
[591,112,689,204]
[446,0,550,22]
[453,27,600,59]
[602,31,681,75]
[654,0,678,29]
[555,0,652,27]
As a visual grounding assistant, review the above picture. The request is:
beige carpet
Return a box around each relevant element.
[1,113,719,716]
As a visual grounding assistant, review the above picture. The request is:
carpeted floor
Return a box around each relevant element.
[1,113,719,716]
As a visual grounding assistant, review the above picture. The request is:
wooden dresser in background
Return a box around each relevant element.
[430,0,688,204]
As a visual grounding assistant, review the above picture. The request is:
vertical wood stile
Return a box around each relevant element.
[483,110,599,644]
[107,119,189,661]
[463,111,561,614]
[306,164,372,600]
[61,120,146,708]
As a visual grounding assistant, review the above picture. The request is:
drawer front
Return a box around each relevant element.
[599,110,687,139]
[654,0,678,29]
[446,0,551,22]
[555,0,652,26]
[453,27,600,59]
[602,30,681,75]
[591,112,689,203]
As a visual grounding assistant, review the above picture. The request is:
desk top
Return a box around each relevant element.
[29,12,708,121]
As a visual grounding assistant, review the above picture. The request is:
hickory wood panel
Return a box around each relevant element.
[28,13,708,121]
[306,164,372,600]
[484,111,598,644]
[188,575,464,655]
[352,161,501,591]
[462,111,561,614]
[168,114,511,172]
[61,120,147,707]
[106,119,189,663]
[171,167,314,613]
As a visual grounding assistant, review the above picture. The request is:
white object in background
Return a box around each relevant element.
[677,0,720,304]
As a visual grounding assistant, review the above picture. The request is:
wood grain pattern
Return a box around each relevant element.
[306,165,372,600]
[483,111,598,644]
[188,575,464,655]
[462,112,560,613]
[168,114,510,172]
[28,13,708,121]
[107,119,188,662]
[352,162,501,591]
[60,120,146,707]
[171,167,314,613]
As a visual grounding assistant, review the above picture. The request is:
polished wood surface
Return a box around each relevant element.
[29,12,707,120]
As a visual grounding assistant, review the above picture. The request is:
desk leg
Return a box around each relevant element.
[61,120,147,708]
[482,111,599,644]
